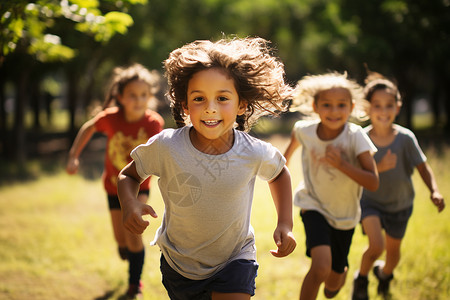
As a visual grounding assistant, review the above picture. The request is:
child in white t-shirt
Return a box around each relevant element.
[284,72,379,300]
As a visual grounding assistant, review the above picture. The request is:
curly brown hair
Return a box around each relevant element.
[103,63,161,110]
[164,37,293,131]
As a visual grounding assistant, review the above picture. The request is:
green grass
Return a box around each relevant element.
[0,137,449,299]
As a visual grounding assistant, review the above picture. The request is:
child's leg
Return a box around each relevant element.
[359,215,384,276]
[383,234,402,275]
[377,205,411,276]
[108,195,127,251]
[322,225,354,298]
[300,245,332,300]
[124,193,147,284]
[123,192,147,253]
[110,209,128,260]
[324,267,347,293]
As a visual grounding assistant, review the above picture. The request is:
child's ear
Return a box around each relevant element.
[238,101,247,115]
[116,94,124,106]
[312,101,318,113]
[183,102,189,115]
[396,101,403,115]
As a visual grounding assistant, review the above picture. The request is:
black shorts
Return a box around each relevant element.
[301,210,354,273]
[107,190,149,210]
[160,254,258,300]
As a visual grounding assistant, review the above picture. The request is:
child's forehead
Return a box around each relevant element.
[123,79,150,90]
[316,87,353,101]
[370,89,398,102]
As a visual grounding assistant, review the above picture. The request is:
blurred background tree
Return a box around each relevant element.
[1,0,449,167]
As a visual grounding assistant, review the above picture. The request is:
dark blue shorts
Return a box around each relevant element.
[301,210,354,273]
[107,190,149,210]
[160,254,258,300]
[360,200,413,239]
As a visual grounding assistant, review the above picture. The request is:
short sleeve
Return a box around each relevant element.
[404,130,427,166]
[130,134,161,179]
[93,110,110,133]
[353,125,377,156]
[257,141,286,182]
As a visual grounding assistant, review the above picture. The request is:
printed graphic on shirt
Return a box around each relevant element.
[193,155,231,182]
[108,127,150,186]
[168,173,202,207]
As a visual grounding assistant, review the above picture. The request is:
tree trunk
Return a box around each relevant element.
[66,71,79,141]
[0,76,7,159]
[31,77,41,131]
[13,69,30,167]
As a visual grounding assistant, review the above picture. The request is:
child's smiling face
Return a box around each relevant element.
[184,68,246,153]
[313,87,354,138]
[369,89,400,129]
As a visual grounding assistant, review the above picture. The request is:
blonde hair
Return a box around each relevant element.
[164,37,293,131]
[103,63,161,110]
[290,72,369,122]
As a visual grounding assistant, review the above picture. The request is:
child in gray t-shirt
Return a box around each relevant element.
[118,37,297,300]
[352,72,445,300]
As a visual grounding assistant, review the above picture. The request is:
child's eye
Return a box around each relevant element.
[193,97,204,102]
[218,96,229,102]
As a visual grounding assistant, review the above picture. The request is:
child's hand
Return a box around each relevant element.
[377,149,397,173]
[270,224,296,258]
[431,191,445,212]
[122,201,158,234]
[322,144,343,168]
[66,157,79,174]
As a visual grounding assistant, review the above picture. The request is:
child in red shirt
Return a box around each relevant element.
[66,63,164,299]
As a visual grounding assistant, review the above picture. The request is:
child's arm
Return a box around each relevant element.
[117,161,158,234]
[267,166,297,257]
[324,146,379,191]
[66,119,97,174]
[283,129,301,165]
[416,162,445,212]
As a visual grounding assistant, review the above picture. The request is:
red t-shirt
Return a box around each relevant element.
[94,107,164,195]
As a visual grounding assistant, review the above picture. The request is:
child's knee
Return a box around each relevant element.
[310,261,332,282]
[367,242,385,258]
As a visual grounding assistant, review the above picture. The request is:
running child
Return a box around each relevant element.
[66,63,164,299]
[351,72,445,300]
[117,37,297,300]
[283,72,379,300]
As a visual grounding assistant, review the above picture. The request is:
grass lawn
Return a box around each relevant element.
[0,135,449,300]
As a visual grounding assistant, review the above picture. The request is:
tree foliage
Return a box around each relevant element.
[0,0,144,164]
[1,0,449,164]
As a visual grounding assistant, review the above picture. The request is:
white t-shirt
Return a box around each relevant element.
[131,126,285,280]
[293,120,377,230]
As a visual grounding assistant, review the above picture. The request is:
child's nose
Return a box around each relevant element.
[205,100,217,113]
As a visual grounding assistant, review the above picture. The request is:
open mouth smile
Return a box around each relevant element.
[202,120,221,126]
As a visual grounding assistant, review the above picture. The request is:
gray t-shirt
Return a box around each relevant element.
[293,120,377,230]
[131,126,285,280]
[361,124,426,212]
